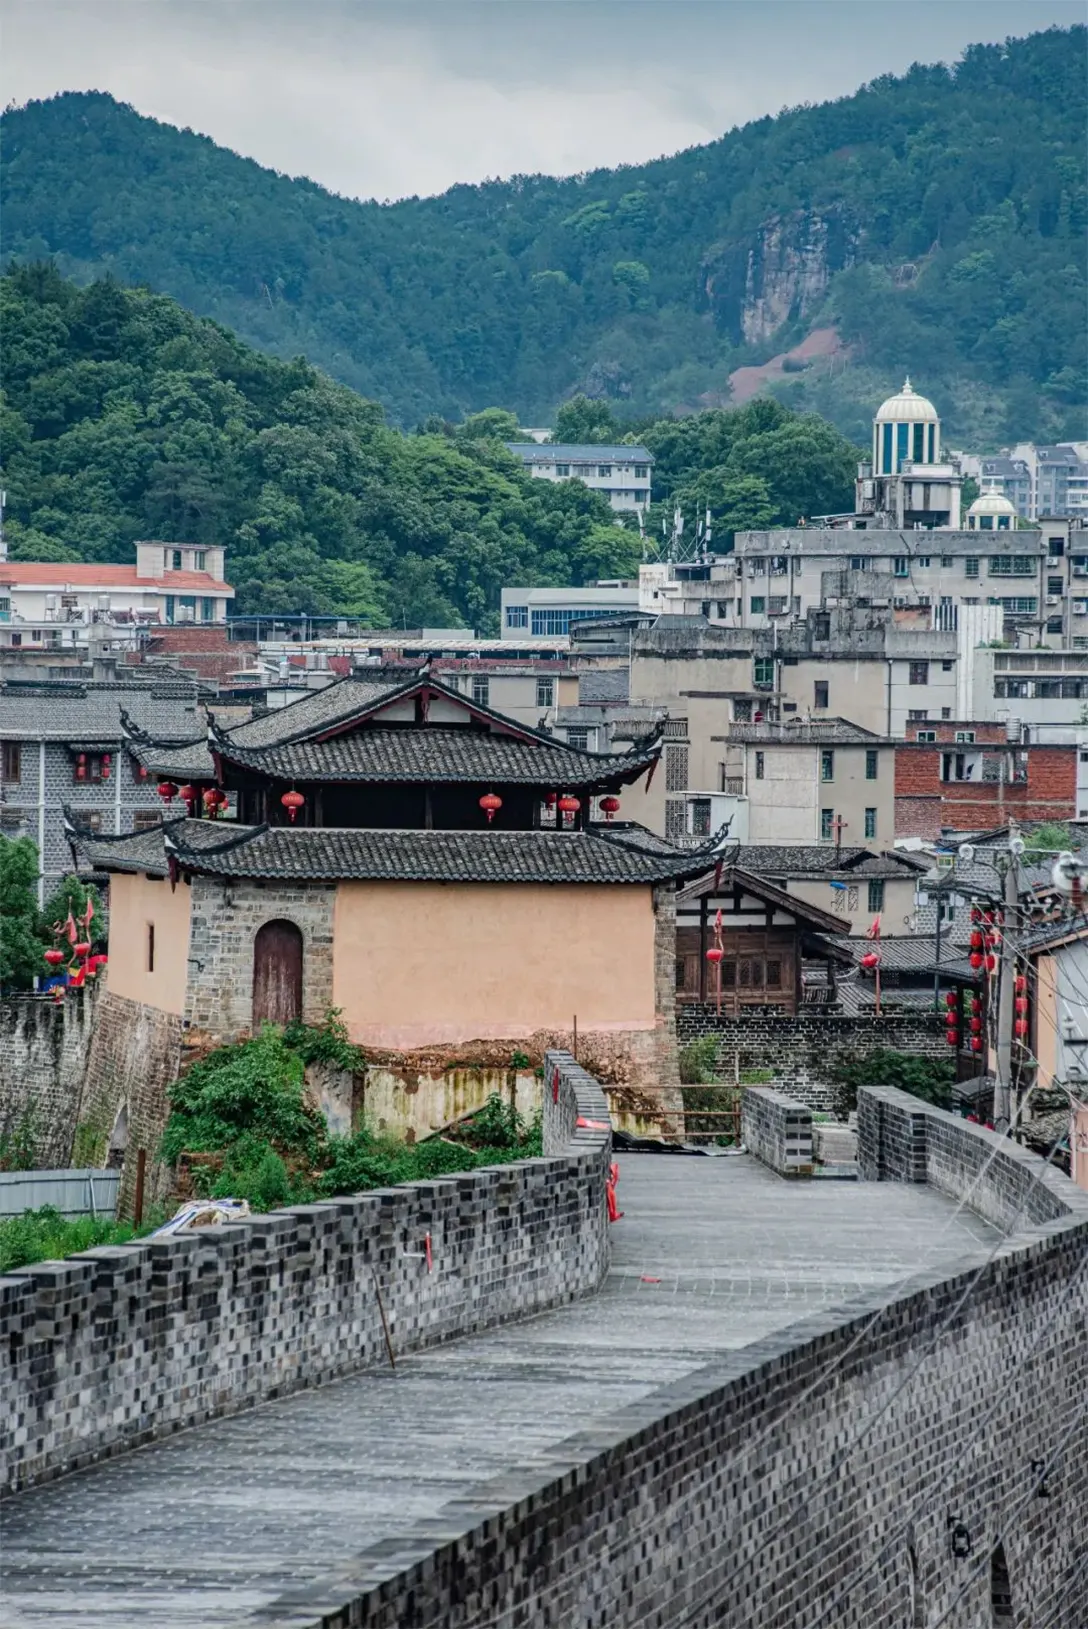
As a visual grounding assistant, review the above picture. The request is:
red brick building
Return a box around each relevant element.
[895,722,1076,838]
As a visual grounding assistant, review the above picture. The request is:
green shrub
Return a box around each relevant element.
[829,1047,955,1119]
[679,1036,720,1084]
[0,1205,163,1273]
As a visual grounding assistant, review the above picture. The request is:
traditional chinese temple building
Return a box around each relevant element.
[71,671,727,1171]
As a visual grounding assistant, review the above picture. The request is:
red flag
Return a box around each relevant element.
[65,909,78,945]
[866,914,882,941]
[82,895,95,928]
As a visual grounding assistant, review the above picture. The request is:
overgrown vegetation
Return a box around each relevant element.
[160,1015,542,1212]
[3,30,1082,441]
[0,268,862,626]
[0,1205,164,1274]
[1024,822,1072,859]
[828,1048,955,1119]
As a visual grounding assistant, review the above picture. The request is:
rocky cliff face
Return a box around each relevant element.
[702,206,858,346]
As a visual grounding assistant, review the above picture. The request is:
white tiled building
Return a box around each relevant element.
[504,444,653,512]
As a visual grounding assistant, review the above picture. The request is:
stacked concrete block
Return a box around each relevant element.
[741,1086,814,1175]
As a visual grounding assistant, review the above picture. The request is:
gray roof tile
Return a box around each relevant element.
[0,681,205,743]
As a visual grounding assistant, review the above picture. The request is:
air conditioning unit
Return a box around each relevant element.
[1046,596,1060,606]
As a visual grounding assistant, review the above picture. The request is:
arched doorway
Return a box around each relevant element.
[990,1542,1013,1623]
[252,920,303,1027]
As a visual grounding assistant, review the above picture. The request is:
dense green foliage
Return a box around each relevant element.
[1,268,860,621]
[0,1206,164,1274]
[829,1048,955,1118]
[3,29,1083,441]
[0,836,42,991]
[160,1020,542,1212]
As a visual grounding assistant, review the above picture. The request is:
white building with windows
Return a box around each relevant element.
[504,443,653,512]
[0,543,233,648]
[500,582,640,639]
[854,380,963,530]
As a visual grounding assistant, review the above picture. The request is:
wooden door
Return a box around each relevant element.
[252,920,303,1027]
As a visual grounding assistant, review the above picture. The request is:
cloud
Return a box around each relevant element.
[2,0,1082,200]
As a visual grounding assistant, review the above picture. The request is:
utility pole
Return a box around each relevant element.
[994,823,1021,1131]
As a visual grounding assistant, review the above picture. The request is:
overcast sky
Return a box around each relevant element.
[2,1,1082,201]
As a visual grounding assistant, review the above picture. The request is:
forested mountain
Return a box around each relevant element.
[0,268,858,627]
[2,28,1084,445]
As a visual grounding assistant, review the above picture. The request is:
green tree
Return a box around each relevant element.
[0,837,43,991]
[552,395,623,445]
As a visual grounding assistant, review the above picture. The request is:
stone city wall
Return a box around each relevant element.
[741,1085,814,1175]
[0,1050,610,1494]
[0,986,102,1168]
[254,1086,1088,1629]
[677,1004,948,1109]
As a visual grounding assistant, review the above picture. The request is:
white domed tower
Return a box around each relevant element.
[855,378,963,529]
[966,492,1016,532]
[873,379,940,475]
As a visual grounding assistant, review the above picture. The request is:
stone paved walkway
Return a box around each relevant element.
[1,1155,996,1627]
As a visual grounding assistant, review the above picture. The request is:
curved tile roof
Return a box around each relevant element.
[215,727,656,788]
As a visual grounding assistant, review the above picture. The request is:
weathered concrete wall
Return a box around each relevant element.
[0,1051,609,1493]
[678,1004,948,1110]
[0,986,102,1168]
[741,1085,813,1175]
[77,989,184,1215]
[214,1088,1088,1629]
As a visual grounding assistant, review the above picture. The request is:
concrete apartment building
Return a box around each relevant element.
[504,443,653,513]
[0,543,234,644]
[971,441,1088,522]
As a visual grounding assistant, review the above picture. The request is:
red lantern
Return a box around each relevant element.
[1014,1019,1029,1040]
[860,950,880,970]
[203,788,226,818]
[157,781,178,804]
[983,910,994,925]
[970,906,982,924]
[75,752,87,782]
[479,792,503,824]
[101,753,111,781]
[970,1017,982,1033]
[281,790,305,824]
[944,991,958,1008]
[705,947,723,965]
[970,998,982,1015]
[544,792,557,808]
[43,948,65,968]
[97,954,107,966]
[73,941,91,958]
[946,1031,959,1047]
[969,952,983,971]
[558,795,581,822]
[971,1037,983,1053]
[1014,995,1028,1015]
[137,763,149,781]
[970,930,984,951]
[178,784,197,809]
[945,1009,958,1027]
[984,954,996,974]
[1014,975,1026,995]
[600,795,621,821]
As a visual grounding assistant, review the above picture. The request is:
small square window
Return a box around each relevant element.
[917,729,937,742]
[132,810,161,831]
[941,707,951,719]
[814,681,829,710]
[567,727,589,751]
[964,558,980,578]
[690,798,712,837]
[471,677,490,707]
[893,558,909,578]
[909,662,929,685]
[505,605,528,629]
[941,659,954,672]
[750,596,766,614]
[868,880,885,912]
[753,657,774,686]
[536,678,554,708]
